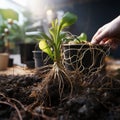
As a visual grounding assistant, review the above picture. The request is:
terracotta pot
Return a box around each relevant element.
[62,44,109,75]
[0,53,9,70]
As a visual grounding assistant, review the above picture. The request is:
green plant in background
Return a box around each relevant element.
[0,8,20,53]
[0,17,10,53]
[0,8,39,54]
[39,12,77,62]
[0,9,18,21]
[0,18,25,53]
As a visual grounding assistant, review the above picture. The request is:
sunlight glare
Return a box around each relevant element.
[12,0,28,7]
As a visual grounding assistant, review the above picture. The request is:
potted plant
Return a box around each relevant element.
[0,14,22,68]
[0,26,9,70]
[0,8,24,67]
[61,33,110,76]
[0,18,18,68]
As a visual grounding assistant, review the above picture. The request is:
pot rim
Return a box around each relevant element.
[0,53,9,56]
[62,43,110,48]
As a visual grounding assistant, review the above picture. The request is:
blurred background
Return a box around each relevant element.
[0,0,120,59]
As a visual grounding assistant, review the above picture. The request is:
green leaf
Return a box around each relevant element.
[49,27,56,42]
[57,32,66,47]
[49,19,59,44]
[39,39,53,59]
[51,19,58,29]
[77,33,87,42]
[38,32,52,41]
[0,9,18,20]
[60,12,77,29]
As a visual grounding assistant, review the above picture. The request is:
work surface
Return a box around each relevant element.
[0,54,35,75]
[0,57,120,76]
[0,66,35,75]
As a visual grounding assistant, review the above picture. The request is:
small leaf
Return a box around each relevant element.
[39,32,52,41]
[49,27,56,42]
[57,32,66,48]
[39,39,53,59]
[60,12,77,29]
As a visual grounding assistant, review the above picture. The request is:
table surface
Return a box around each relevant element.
[0,65,35,75]
[0,54,35,75]
[0,56,120,76]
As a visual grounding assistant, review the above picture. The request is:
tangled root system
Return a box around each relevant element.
[31,62,75,107]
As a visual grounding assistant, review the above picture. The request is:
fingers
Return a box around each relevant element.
[99,38,109,45]
[100,38,119,49]
[91,26,104,43]
[91,30,108,44]
[92,28,102,40]
[91,23,109,44]
[91,16,120,49]
[109,38,120,49]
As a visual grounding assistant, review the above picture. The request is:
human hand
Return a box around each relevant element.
[91,16,120,49]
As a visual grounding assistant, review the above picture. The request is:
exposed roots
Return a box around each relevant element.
[31,62,75,108]
[0,93,26,120]
[31,61,109,109]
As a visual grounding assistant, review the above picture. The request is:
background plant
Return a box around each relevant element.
[0,8,39,54]
[0,18,25,53]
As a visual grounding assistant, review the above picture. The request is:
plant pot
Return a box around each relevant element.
[19,43,36,65]
[8,58,14,67]
[0,53,9,70]
[62,44,109,75]
[33,50,53,68]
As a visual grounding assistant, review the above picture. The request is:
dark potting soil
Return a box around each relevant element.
[0,74,120,120]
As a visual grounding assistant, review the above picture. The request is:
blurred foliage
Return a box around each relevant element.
[0,8,40,53]
[0,9,18,20]
[0,17,25,52]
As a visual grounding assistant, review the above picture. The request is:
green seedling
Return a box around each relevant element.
[38,12,77,62]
